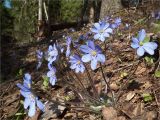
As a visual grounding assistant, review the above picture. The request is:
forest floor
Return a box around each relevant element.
[1,8,160,120]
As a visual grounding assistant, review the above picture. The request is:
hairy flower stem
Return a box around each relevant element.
[100,63,115,105]
[71,71,88,92]
[65,77,102,105]
[84,63,99,99]
[74,49,99,100]
[56,61,86,103]
[63,73,86,104]
[71,72,102,104]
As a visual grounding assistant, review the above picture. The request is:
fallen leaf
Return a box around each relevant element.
[133,102,144,117]
[102,107,117,120]
[135,66,146,75]
[122,102,144,119]
[116,116,126,120]
[125,91,135,101]
[145,111,157,120]
[110,83,119,91]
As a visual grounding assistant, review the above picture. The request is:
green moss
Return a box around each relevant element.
[60,0,82,22]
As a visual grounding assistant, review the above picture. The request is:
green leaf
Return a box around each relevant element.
[144,56,155,64]
[19,69,23,76]
[42,76,49,88]
[142,93,153,102]
[16,68,23,77]
[155,70,160,77]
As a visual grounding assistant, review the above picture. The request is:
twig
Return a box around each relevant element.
[153,88,160,114]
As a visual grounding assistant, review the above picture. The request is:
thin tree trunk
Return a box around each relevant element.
[38,0,43,22]
[89,0,95,23]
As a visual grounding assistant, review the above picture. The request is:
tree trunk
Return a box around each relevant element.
[100,0,122,19]
[38,0,43,21]
[88,0,95,23]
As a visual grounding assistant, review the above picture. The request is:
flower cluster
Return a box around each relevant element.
[17,14,159,119]
[131,29,158,56]
[17,73,44,117]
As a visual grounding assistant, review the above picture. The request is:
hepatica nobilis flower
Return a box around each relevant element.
[111,17,121,29]
[151,11,160,20]
[69,54,85,73]
[80,40,105,70]
[47,44,58,64]
[91,22,113,42]
[66,37,72,57]
[56,42,64,53]
[47,63,57,86]
[131,29,158,56]
[36,50,43,70]
[16,73,44,117]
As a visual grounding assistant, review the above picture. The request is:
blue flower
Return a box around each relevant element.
[80,40,105,70]
[73,35,87,48]
[66,37,72,57]
[56,41,64,53]
[47,44,58,64]
[16,73,44,117]
[91,22,113,42]
[69,54,85,73]
[23,73,32,89]
[47,63,57,86]
[111,17,121,29]
[36,50,43,70]
[131,29,158,56]
[151,11,160,20]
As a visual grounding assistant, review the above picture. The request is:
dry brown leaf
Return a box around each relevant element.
[133,102,144,117]
[110,83,119,91]
[102,107,117,120]
[116,116,126,120]
[135,66,146,75]
[125,91,135,101]
[122,102,144,119]
[145,111,157,120]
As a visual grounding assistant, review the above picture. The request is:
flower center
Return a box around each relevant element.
[51,72,55,77]
[99,29,104,33]
[91,51,97,56]
[28,84,31,88]
[139,41,144,46]
[77,60,81,64]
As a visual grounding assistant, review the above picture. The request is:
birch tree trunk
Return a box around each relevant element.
[38,0,43,22]
[100,0,122,19]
